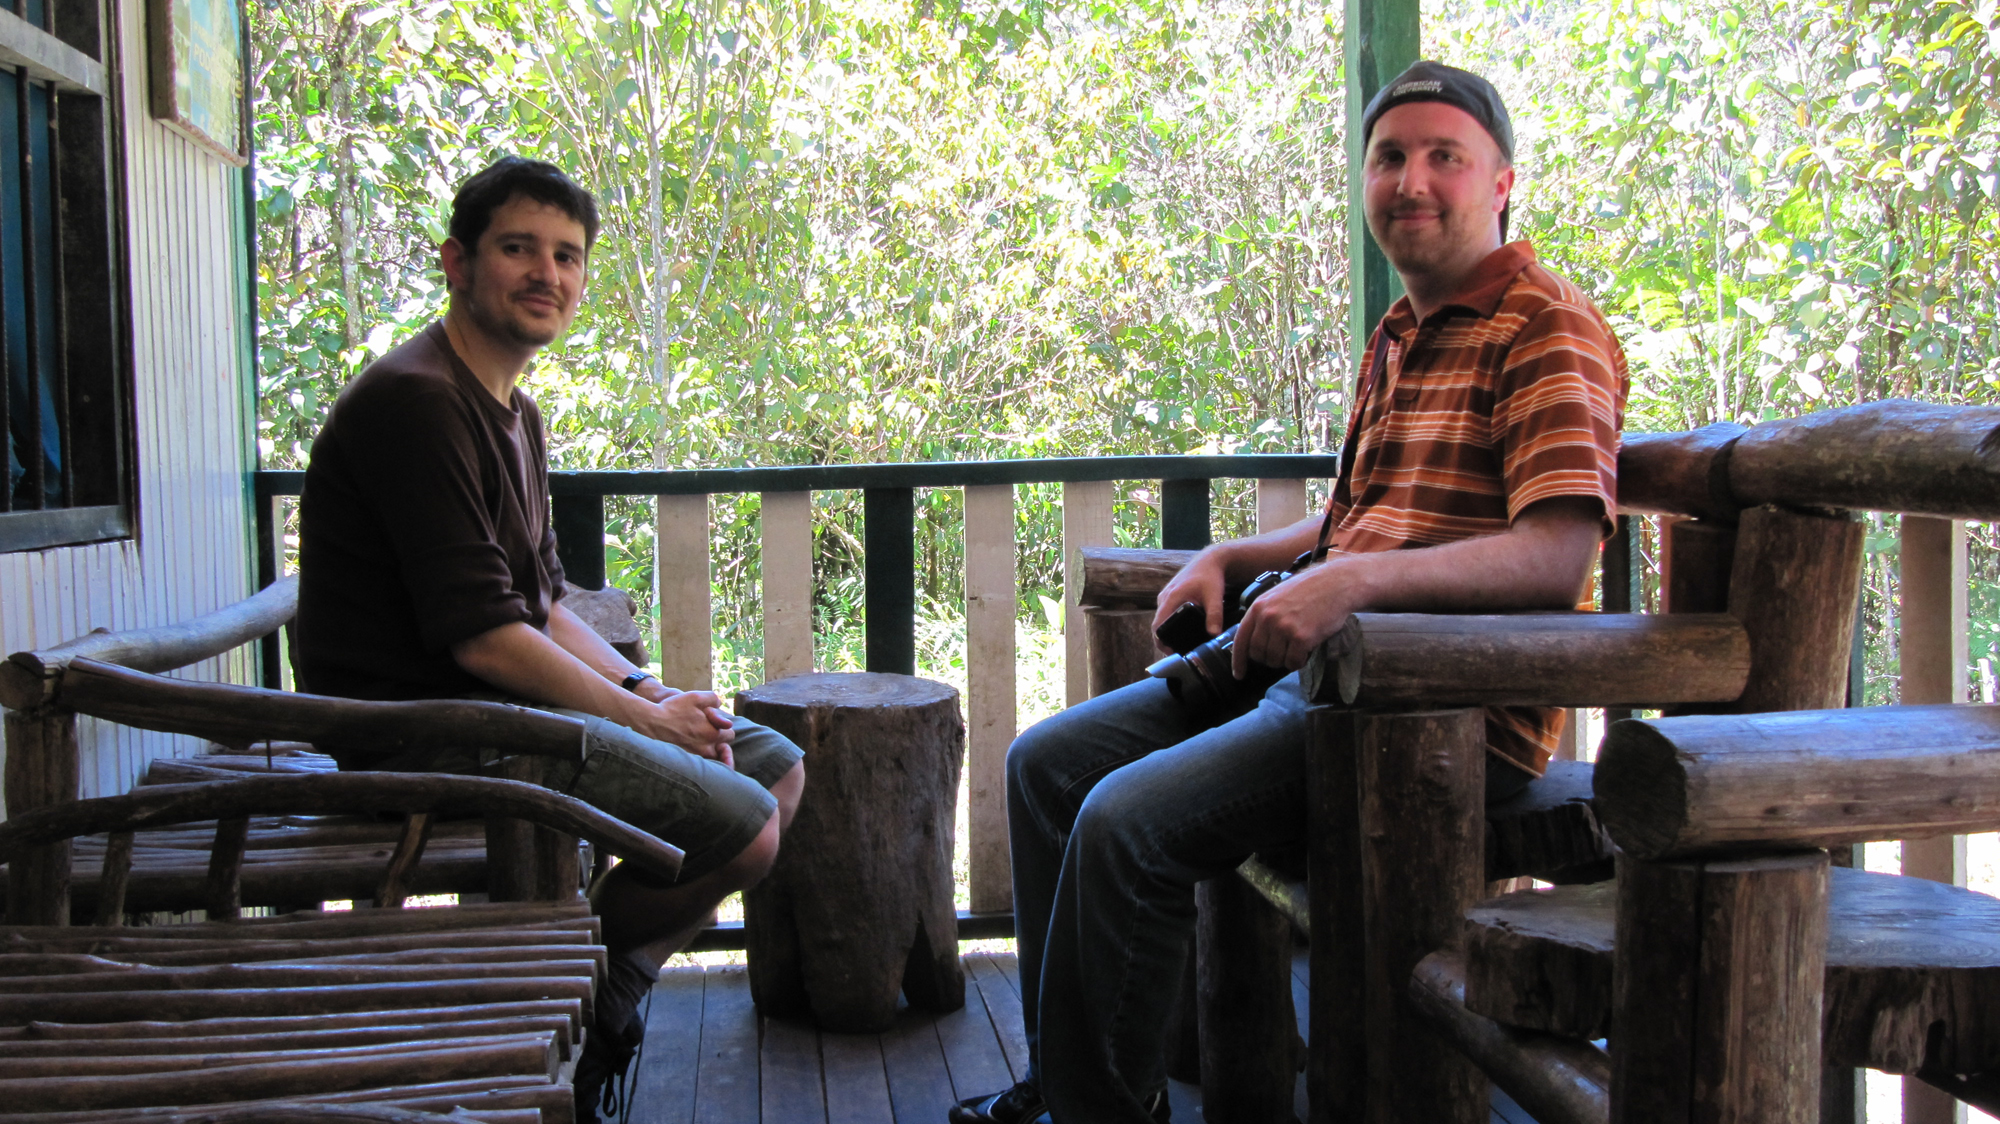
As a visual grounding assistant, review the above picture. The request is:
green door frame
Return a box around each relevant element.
[1346,0,1419,368]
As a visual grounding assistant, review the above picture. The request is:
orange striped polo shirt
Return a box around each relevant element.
[1327,241,1628,775]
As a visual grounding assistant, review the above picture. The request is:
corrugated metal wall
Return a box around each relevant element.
[0,0,254,803]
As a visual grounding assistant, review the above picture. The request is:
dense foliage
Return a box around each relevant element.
[253,0,2000,705]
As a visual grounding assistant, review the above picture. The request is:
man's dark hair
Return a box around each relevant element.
[448,156,600,253]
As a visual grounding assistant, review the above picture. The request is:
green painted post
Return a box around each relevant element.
[1345,0,1420,370]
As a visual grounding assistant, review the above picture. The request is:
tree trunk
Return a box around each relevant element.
[737,672,965,1032]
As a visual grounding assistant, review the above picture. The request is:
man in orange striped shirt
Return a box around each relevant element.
[953,63,1628,1124]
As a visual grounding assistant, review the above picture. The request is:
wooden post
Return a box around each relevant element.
[1356,708,1488,1124]
[1085,608,1157,697]
[1727,505,1865,713]
[1307,706,1365,1124]
[1661,518,1736,615]
[656,492,712,691]
[1197,873,1297,1122]
[760,490,814,681]
[1610,850,1829,1124]
[484,757,543,903]
[1898,513,1968,1124]
[1063,480,1116,706]
[738,673,965,1032]
[4,706,79,925]
[1256,478,1309,535]
[964,483,1016,915]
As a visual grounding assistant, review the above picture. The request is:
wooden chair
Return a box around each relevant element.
[1,580,649,926]
[0,769,681,1122]
[1075,399,2000,1123]
[1423,701,2000,1124]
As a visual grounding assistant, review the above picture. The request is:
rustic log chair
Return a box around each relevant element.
[0,579,651,925]
[0,771,680,1122]
[1424,702,2000,1124]
[1076,398,2000,1123]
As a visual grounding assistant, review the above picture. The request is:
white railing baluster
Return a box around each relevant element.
[964,483,1017,913]
[656,494,713,691]
[1062,480,1116,707]
[761,491,815,681]
[1255,477,1310,535]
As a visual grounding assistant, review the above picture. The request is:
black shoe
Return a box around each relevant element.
[946,1082,1166,1124]
[574,952,660,1124]
[948,1081,1047,1124]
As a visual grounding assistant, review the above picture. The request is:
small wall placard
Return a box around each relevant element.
[146,0,246,165]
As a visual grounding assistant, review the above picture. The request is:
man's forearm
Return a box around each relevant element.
[452,621,652,723]
[1206,514,1329,582]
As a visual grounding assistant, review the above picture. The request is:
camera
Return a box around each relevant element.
[1146,561,1302,720]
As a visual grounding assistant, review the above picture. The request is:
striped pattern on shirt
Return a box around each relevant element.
[1326,242,1629,775]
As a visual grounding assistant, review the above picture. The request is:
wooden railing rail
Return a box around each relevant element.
[254,453,1340,914]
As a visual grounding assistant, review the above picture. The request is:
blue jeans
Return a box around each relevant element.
[1008,673,1529,1123]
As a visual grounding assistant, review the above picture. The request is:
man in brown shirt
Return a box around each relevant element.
[297,158,804,1123]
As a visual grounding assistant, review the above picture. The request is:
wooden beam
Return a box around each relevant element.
[1062,480,1116,705]
[1595,703,2000,859]
[656,492,713,690]
[1305,611,1749,709]
[1357,708,1489,1124]
[1410,952,1608,1124]
[0,7,105,94]
[964,484,1016,914]
[1609,851,1829,1124]
[1079,546,1197,609]
[760,490,814,681]
[1727,505,1865,713]
[1897,512,1968,1124]
[1729,400,2000,519]
[1616,425,1747,524]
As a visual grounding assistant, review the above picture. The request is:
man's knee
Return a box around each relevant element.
[716,809,782,890]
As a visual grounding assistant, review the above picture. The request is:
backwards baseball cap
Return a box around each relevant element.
[1360,60,1516,238]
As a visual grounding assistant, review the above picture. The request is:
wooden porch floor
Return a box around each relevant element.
[621,949,1537,1124]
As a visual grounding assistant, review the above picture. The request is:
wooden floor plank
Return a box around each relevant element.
[933,958,1015,1101]
[625,965,706,1124]
[760,1013,827,1124]
[820,1031,894,1124]
[881,1003,959,1123]
[991,950,1023,998]
[965,954,1029,1084]
[691,965,760,1124]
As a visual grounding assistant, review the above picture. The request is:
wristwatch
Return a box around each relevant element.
[621,671,657,693]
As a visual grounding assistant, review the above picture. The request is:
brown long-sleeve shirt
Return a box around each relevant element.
[296,321,566,701]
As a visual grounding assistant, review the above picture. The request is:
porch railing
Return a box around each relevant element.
[252,454,1341,912]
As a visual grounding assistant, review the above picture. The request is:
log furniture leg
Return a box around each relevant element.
[1307,707,1364,1124]
[1727,505,1864,713]
[1610,850,1829,1124]
[484,757,544,903]
[737,671,965,1032]
[1356,708,1488,1124]
[1197,871,1298,1122]
[4,706,79,925]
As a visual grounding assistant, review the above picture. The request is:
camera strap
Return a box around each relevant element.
[1310,320,1393,570]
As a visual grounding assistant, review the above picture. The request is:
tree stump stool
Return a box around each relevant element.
[736,671,966,1032]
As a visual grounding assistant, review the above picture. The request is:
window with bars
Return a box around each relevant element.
[0,0,130,552]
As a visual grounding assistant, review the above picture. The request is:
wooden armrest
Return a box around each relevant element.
[0,658,586,760]
[1596,702,2000,859]
[1077,547,1198,609]
[1303,612,1749,709]
[7,577,298,694]
[0,772,683,884]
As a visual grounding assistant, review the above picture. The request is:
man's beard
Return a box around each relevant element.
[1367,205,1479,277]
[461,285,561,348]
